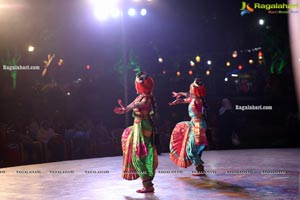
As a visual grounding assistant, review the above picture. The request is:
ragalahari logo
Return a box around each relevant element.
[240,1,255,16]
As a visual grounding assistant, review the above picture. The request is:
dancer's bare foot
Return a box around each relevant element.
[193,164,206,176]
[136,186,154,193]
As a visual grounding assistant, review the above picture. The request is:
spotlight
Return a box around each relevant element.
[158,57,163,63]
[224,77,228,82]
[258,51,263,59]
[94,7,110,21]
[140,8,147,16]
[190,61,195,67]
[111,8,121,18]
[195,56,201,63]
[128,8,136,16]
[207,60,212,65]
[28,45,35,52]
[232,51,238,58]
[259,19,265,26]
[205,70,210,76]
[92,0,121,21]
[258,51,264,64]
[226,61,231,67]
[58,59,64,66]
[176,71,181,76]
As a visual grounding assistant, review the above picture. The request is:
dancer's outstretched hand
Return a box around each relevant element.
[169,99,180,106]
[117,99,125,109]
[114,107,126,114]
[172,92,181,99]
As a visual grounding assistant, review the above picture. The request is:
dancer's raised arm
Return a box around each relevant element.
[114,96,150,114]
[169,97,191,106]
[172,91,189,99]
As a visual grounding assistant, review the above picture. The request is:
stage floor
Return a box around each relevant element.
[0,148,299,200]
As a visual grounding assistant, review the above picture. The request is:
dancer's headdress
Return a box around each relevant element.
[135,72,154,94]
[189,78,206,97]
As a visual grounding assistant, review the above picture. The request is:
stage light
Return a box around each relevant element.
[231,74,238,77]
[259,19,265,26]
[94,7,110,21]
[190,61,195,67]
[207,60,212,65]
[258,51,263,59]
[188,70,193,75]
[128,8,136,16]
[86,64,91,70]
[249,59,254,64]
[111,8,121,18]
[95,8,121,20]
[176,71,181,76]
[92,0,120,21]
[195,56,201,63]
[75,78,82,84]
[238,65,243,70]
[205,70,210,76]
[258,51,263,64]
[67,92,71,96]
[28,45,35,52]
[225,77,228,82]
[226,61,231,67]
[140,8,147,16]
[58,59,63,66]
[232,51,238,58]
[158,57,163,63]
[162,70,166,74]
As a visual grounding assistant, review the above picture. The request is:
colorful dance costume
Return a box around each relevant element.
[169,78,208,175]
[114,72,158,193]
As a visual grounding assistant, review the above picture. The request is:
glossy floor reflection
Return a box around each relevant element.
[0,148,299,200]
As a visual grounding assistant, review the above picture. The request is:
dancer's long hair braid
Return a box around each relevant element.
[150,95,157,119]
[149,95,158,145]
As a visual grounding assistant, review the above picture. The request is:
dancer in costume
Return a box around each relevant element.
[169,78,208,176]
[114,72,158,193]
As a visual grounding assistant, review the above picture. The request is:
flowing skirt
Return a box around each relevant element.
[169,119,208,168]
[121,118,158,180]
